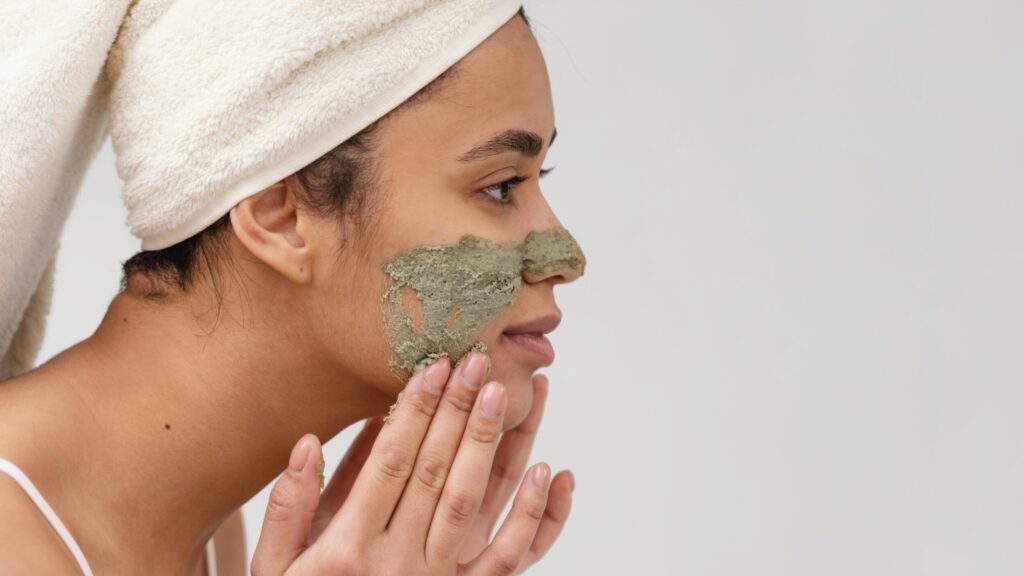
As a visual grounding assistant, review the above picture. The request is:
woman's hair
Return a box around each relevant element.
[120,7,531,299]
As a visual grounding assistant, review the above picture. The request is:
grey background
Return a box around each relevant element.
[38,0,1024,574]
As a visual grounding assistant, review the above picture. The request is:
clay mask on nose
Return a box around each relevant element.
[379,226,586,381]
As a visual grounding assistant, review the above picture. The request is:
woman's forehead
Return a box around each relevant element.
[380,17,554,162]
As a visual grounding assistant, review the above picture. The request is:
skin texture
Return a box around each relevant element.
[0,14,578,575]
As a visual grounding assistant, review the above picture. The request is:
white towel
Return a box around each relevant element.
[0,0,523,379]
[0,1,133,379]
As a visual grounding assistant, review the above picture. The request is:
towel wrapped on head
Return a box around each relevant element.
[0,0,524,378]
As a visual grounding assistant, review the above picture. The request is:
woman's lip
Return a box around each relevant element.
[502,331,555,366]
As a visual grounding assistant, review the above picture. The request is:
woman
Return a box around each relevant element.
[0,3,583,575]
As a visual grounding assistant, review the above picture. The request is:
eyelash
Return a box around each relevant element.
[480,167,555,207]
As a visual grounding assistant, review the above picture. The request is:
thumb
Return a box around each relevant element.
[251,433,324,576]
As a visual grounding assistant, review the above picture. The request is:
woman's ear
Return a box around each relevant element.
[228,178,314,284]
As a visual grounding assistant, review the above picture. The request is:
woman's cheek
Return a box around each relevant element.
[378,234,522,382]
[377,226,586,383]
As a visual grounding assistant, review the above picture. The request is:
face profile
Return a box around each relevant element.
[292,15,585,432]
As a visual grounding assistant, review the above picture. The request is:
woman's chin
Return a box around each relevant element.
[501,386,533,432]
[486,354,538,432]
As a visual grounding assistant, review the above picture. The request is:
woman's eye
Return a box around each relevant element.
[479,167,554,207]
[481,176,525,206]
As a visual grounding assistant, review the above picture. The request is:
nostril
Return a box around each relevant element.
[520,226,586,285]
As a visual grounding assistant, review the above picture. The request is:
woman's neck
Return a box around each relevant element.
[11,288,394,572]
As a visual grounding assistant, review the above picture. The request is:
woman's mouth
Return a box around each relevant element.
[502,331,555,366]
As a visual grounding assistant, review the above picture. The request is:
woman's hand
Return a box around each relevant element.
[250,353,575,575]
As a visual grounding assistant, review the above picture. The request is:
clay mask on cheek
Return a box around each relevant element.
[379,225,587,381]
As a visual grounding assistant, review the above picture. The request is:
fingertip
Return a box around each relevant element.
[306,433,324,460]
[429,354,450,376]
[482,351,493,381]
[532,462,551,489]
[288,435,311,475]
[471,380,505,423]
[544,471,574,520]
[420,355,452,395]
[288,433,321,477]
[548,470,574,501]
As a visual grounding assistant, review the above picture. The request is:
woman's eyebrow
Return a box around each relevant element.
[458,127,557,162]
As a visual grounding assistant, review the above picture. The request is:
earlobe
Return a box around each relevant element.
[228,181,314,284]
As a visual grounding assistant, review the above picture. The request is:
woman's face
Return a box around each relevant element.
[306,16,584,431]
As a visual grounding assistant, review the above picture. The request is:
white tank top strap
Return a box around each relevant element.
[0,457,217,575]
[205,537,218,576]
[0,457,94,575]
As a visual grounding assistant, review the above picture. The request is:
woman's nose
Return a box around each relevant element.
[521,226,586,285]
[523,260,583,285]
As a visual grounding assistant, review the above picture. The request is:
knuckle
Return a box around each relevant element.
[492,461,516,482]
[442,487,478,527]
[544,497,570,524]
[442,388,477,415]
[414,454,450,492]
[520,496,547,523]
[406,389,439,419]
[265,481,302,523]
[491,553,521,576]
[467,420,502,445]
[375,444,415,482]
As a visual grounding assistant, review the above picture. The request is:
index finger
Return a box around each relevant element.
[309,417,385,543]
[318,417,385,515]
[326,357,452,538]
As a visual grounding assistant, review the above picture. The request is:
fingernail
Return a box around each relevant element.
[422,356,449,395]
[461,352,489,390]
[568,470,576,492]
[532,463,551,489]
[289,436,313,475]
[480,381,505,419]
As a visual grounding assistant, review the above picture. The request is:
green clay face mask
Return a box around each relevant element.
[379,226,586,381]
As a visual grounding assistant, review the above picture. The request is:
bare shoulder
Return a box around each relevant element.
[211,507,247,576]
[0,473,84,575]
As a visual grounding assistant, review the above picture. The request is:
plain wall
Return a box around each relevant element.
[38,0,1024,573]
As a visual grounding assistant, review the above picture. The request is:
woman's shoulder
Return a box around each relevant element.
[0,472,84,574]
